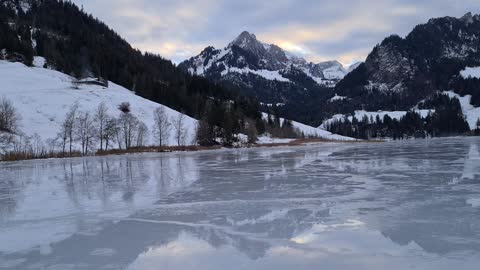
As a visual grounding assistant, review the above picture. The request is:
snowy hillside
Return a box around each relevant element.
[261,113,355,141]
[0,59,198,146]
[444,91,480,130]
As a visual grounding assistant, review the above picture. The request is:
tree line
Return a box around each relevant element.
[326,94,476,139]
[0,95,306,160]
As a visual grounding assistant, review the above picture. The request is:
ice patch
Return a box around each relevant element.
[467,198,480,208]
[291,219,365,244]
[90,248,116,256]
[227,209,290,226]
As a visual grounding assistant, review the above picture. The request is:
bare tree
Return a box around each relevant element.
[95,102,109,151]
[0,97,20,156]
[103,117,118,151]
[0,96,21,133]
[45,138,59,154]
[61,103,79,155]
[31,133,45,157]
[76,111,96,155]
[152,107,171,147]
[0,133,14,155]
[118,103,138,149]
[114,117,123,149]
[136,121,149,147]
[172,113,187,146]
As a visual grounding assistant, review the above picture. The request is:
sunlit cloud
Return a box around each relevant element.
[73,0,478,64]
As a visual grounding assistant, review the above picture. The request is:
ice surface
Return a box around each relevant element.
[1,138,480,269]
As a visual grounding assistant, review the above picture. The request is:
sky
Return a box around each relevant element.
[73,0,479,66]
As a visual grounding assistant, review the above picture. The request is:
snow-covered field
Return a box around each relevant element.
[0,59,198,146]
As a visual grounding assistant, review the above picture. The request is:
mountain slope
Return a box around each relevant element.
[319,13,480,138]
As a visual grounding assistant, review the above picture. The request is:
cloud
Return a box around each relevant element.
[73,0,478,65]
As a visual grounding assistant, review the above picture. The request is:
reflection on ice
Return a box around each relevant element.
[0,153,199,254]
[0,138,480,269]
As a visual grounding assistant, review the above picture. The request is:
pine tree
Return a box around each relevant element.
[247,120,258,144]
[196,116,214,146]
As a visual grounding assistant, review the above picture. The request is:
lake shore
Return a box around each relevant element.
[0,137,373,163]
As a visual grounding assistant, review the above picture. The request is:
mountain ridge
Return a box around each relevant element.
[180,31,360,89]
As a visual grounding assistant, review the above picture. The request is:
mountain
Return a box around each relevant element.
[179,31,359,104]
[336,12,480,112]
[321,12,480,138]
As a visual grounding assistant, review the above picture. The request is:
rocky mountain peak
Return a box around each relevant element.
[179,30,357,95]
[229,31,263,51]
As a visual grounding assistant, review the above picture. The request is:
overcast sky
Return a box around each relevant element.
[73,0,478,65]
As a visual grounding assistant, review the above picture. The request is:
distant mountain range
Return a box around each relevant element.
[181,31,360,86]
[179,31,360,104]
[181,13,480,133]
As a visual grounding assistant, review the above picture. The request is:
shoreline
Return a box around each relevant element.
[0,138,370,163]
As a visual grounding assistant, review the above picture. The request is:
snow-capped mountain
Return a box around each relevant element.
[181,31,358,84]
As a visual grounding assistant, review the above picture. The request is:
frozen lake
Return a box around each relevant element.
[1,138,480,269]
